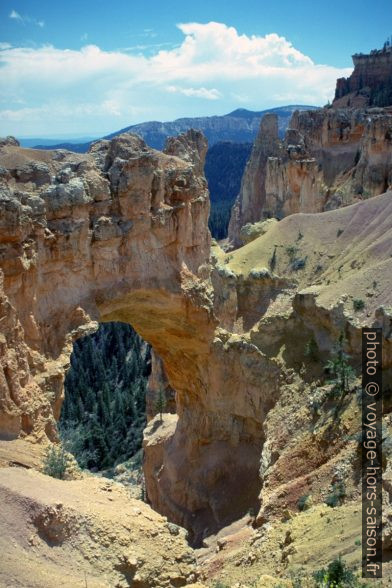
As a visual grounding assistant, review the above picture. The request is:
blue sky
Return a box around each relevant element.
[1,0,391,137]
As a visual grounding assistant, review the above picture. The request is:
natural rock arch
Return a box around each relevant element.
[3,130,390,547]
[0,131,268,544]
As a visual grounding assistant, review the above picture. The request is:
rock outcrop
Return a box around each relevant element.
[228,107,392,246]
[228,115,280,245]
[334,46,392,108]
[0,466,198,587]
[0,126,391,565]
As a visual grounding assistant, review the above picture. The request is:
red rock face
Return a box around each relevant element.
[334,50,392,108]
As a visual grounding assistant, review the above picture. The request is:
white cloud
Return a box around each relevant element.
[9,9,44,27]
[166,85,221,100]
[0,22,352,136]
[9,10,23,21]
[0,42,12,50]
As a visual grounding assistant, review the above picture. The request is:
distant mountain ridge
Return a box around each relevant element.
[29,105,318,153]
[19,136,98,149]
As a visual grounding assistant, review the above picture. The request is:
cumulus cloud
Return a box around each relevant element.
[0,22,352,135]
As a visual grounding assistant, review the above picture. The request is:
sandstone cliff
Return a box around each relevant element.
[0,128,391,583]
[228,107,392,247]
[0,132,210,444]
[334,46,392,108]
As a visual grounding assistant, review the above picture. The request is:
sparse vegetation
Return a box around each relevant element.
[269,245,278,271]
[309,398,322,417]
[42,443,69,479]
[305,337,319,362]
[155,387,167,422]
[286,245,299,261]
[325,481,346,507]
[297,494,311,511]
[313,557,359,587]
[325,332,356,401]
[285,244,307,271]
[289,572,304,588]
[353,298,365,311]
[292,256,307,271]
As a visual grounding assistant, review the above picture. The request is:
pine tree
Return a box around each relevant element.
[325,332,356,401]
[154,388,167,422]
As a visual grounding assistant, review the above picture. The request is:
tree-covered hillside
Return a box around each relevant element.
[205,141,252,239]
[59,322,150,471]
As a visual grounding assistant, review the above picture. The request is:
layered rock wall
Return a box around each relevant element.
[334,49,392,108]
[228,108,392,246]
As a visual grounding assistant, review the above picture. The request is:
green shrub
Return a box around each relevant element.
[313,557,358,587]
[269,245,277,271]
[325,332,356,400]
[353,298,365,311]
[297,494,311,511]
[325,481,346,508]
[291,257,307,271]
[42,444,69,479]
[286,245,299,260]
[155,388,167,421]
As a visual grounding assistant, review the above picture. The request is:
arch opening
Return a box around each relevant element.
[58,317,178,501]
[59,322,151,478]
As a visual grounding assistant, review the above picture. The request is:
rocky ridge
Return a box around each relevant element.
[30,106,317,153]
